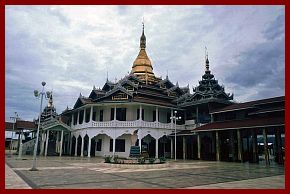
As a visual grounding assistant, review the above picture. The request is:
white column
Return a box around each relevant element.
[88,138,91,158]
[155,138,159,158]
[90,106,93,122]
[81,136,84,157]
[183,136,186,160]
[139,105,142,120]
[113,138,116,157]
[156,107,159,122]
[197,133,201,159]
[45,130,50,157]
[114,105,117,120]
[71,113,74,127]
[83,108,86,123]
[74,137,78,156]
[59,130,64,157]
[171,138,174,159]
[77,111,80,125]
[171,109,173,128]
[138,133,142,153]
[40,133,45,155]
[69,135,72,156]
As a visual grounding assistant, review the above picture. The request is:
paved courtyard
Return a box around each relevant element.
[5,155,285,189]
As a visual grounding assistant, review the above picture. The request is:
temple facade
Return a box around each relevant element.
[24,24,284,165]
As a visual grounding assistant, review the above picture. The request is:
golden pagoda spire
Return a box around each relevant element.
[131,21,156,84]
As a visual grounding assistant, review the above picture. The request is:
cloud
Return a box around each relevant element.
[5,5,285,120]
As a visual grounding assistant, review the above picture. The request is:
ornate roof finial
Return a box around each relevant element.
[176,81,179,87]
[140,19,146,49]
[79,92,82,98]
[93,85,96,90]
[205,46,210,72]
[106,70,109,82]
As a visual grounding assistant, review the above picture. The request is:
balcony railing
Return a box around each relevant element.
[72,120,185,130]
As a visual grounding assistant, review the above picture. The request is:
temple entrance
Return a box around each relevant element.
[158,135,171,158]
[142,134,155,158]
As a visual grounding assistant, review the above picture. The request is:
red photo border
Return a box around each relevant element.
[1,0,288,194]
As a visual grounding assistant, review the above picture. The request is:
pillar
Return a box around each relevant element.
[229,130,236,161]
[45,130,50,157]
[114,105,117,121]
[88,137,91,158]
[263,128,270,165]
[56,131,59,153]
[183,136,186,160]
[40,133,46,155]
[251,130,258,163]
[215,131,220,161]
[275,128,283,164]
[138,134,142,153]
[69,135,73,156]
[156,107,159,122]
[197,133,201,159]
[81,136,84,157]
[171,109,173,127]
[139,105,142,120]
[71,113,74,127]
[77,111,80,125]
[113,138,116,157]
[237,129,243,162]
[90,106,93,122]
[155,138,159,158]
[83,108,86,123]
[171,138,174,159]
[59,130,64,157]
[74,136,78,156]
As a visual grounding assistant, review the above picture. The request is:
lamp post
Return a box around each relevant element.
[9,112,19,157]
[170,110,181,161]
[30,81,50,171]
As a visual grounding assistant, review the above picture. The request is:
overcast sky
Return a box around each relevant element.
[5,5,285,121]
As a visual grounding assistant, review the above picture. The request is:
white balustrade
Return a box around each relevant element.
[72,120,186,130]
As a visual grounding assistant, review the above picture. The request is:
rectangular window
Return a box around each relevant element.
[100,110,103,121]
[137,109,145,120]
[96,139,102,151]
[153,110,156,122]
[111,108,114,120]
[92,111,96,121]
[109,139,125,152]
[117,108,126,121]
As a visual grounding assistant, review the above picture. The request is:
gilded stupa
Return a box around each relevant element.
[131,23,158,84]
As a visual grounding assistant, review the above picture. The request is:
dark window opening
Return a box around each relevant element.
[110,139,125,152]
[96,139,102,151]
[117,108,126,121]
[100,110,103,121]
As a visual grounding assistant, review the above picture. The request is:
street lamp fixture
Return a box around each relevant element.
[9,112,19,157]
[30,81,50,171]
[170,110,181,161]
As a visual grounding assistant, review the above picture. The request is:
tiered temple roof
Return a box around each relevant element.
[176,55,233,107]
[40,92,58,121]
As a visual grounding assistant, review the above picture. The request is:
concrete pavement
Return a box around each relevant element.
[5,155,285,189]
